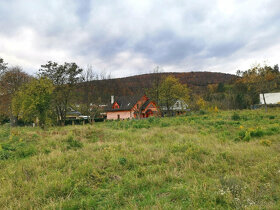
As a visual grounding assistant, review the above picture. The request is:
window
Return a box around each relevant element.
[113,102,119,109]
[148,103,155,108]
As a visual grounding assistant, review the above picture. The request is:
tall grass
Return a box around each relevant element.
[0,109,279,209]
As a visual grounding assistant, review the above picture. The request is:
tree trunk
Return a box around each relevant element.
[262,93,267,112]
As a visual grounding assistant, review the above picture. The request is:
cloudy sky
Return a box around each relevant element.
[0,0,279,77]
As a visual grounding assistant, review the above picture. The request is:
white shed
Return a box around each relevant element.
[260,92,280,104]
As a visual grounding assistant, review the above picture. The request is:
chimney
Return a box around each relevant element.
[111,95,114,104]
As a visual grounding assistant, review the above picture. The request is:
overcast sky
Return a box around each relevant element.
[0,0,279,77]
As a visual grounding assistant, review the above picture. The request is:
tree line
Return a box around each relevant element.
[0,57,279,128]
[146,64,280,113]
[0,59,110,128]
[204,63,280,110]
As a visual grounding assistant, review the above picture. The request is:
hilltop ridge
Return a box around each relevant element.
[77,71,236,102]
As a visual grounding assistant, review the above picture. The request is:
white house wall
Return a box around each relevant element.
[260,93,280,104]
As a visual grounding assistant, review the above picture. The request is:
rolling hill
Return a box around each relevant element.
[77,72,236,103]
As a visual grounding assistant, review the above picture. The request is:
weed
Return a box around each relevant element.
[260,139,272,146]
[231,113,241,121]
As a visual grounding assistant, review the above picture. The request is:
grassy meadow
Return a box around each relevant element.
[0,109,280,209]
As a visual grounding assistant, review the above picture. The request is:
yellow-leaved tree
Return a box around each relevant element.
[159,76,190,116]
[238,63,280,111]
[12,77,54,128]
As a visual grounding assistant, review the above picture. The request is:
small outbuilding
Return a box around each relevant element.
[260,92,280,105]
[161,99,189,116]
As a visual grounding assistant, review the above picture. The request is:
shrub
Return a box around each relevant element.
[231,113,240,121]
[185,112,192,116]
[119,157,127,165]
[15,145,37,158]
[238,130,251,141]
[0,124,10,139]
[250,128,264,138]
[160,122,170,127]
[268,115,275,120]
[148,117,155,123]
[268,127,279,134]
[243,131,251,142]
[0,150,10,160]
[199,110,207,115]
[132,122,150,129]
[66,136,83,149]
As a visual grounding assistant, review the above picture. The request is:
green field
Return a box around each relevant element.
[0,109,280,209]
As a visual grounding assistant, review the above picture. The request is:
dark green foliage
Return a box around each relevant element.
[217,82,225,92]
[0,140,37,160]
[199,110,207,115]
[119,157,127,165]
[269,115,275,119]
[0,150,10,160]
[231,112,240,121]
[236,126,280,141]
[39,61,83,126]
[15,145,37,158]
[250,128,265,138]
[66,136,83,149]
[0,124,10,138]
[160,122,170,127]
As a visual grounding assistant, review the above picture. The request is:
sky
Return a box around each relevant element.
[0,0,279,78]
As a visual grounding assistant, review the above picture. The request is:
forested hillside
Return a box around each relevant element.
[77,72,236,103]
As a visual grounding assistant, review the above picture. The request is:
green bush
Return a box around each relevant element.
[238,130,251,141]
[0,150,10,160]
[148,117,155,123]
[268,127,279,134]
[160,122,171,127]
[199,110,207,115]
[0,124,10,139]
[231,113,240,121]
[15,145,37,158]
[66,136,83,149]
[119,157,127,165]
[250,128,264,138]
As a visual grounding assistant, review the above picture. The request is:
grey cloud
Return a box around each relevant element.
[134,30,204,63]
[0,0,279,76]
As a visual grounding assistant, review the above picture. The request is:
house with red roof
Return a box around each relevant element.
[105,94,159,120]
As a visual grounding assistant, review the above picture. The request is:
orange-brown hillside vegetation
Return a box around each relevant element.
[76,72,236,103]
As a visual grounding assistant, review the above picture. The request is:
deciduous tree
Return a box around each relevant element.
[0,57,8,78]
[159,76,190,116]
[39,61,83,125]
[147,66,163,106]
[0,66,31,125]
[12,77,54,128]
[238,63,280,111]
